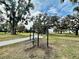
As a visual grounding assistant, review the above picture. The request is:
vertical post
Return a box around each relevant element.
[75,28,78,35]
[30,28,31,40]
[32,25,35,46]
[47,26,49,48]
[37,31,39,47]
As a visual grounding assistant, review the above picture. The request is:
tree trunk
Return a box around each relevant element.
[75,28,78,35]
[30,30,31,40]
[47,27,49,48]
[32,26,35,47]
[60,30,62,34]
[37,32,39,47]
[10,26,16,35]
[10,11,16,35]
[10,20,16,35]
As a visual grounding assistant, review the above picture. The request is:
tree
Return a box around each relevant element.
[17,21,25,32]
[61,0,78,3]
[29,16,35,47]
[61,0,79,35]
[61,14,79,35]
[0,16,6,32]
[59,16,72,34]
[0,0,34,35]
[32,13,47,47]
[33,13,60,47]
[49,16,61,33]
[72,8,79,35]
[33,13,52,47]
[33,14,43,47]
[73,6,79,12]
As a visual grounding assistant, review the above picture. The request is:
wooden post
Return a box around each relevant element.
[37,32,39,47]
[75,28,78,35]
[30,28,31,40]
[32,25,35,47]
[47,26,49,48]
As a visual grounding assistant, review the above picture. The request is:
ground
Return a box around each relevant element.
[0,32,30,41]
[0,33,79,59]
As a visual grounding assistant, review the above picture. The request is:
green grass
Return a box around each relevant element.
[43,33,79,59]
[45,33,79,41]
[50,33,79,37]
[0,32,30,41]
[0,33,79,59]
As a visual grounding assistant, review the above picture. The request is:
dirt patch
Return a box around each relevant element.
[23,39,58,59]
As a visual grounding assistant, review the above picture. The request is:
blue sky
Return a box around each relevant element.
[31,0,77,16]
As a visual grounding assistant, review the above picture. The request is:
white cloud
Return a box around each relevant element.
[48,7,58,15]
[31,11,42,16]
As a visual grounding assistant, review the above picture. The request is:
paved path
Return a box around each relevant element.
[0,35,43,47]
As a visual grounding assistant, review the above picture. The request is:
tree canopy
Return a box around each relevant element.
[0,0,34,34]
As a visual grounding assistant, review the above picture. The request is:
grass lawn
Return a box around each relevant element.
[0,33,79,59]
[0,32,30,41]
[44,33,79,59]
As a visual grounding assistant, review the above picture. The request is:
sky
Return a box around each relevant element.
[0,0,77,17]
[0,0,78,30]
[25,0,77,30]
[31,0,77,17]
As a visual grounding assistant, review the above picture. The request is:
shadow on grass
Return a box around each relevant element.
[24,39,58,59]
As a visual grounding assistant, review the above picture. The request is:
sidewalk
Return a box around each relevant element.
[0,35,43,47]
